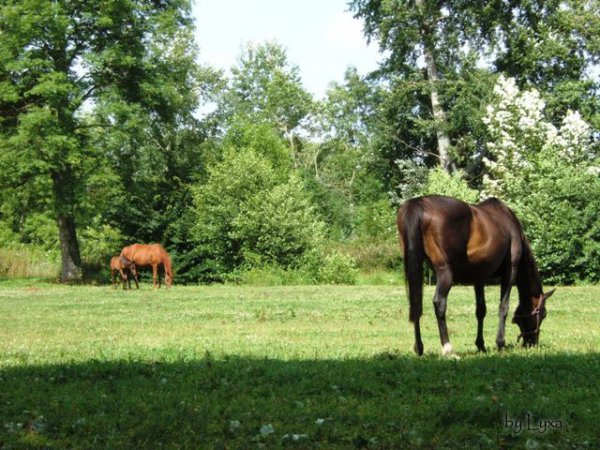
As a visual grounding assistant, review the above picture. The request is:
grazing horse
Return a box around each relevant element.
[110,256,137,290]
[120,243,173,289]
[397,195,554,356]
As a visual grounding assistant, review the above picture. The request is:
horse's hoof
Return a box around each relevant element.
[442,342,460,359]
[475,340,487,353]
[414,342,424,356]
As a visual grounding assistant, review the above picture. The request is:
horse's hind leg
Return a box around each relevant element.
[433,267,453,355]
[474,284,487,352]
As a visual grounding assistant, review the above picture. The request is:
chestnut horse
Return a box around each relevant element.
[110,256,137,290]
[397,195,554,356]
[120,243,173,289]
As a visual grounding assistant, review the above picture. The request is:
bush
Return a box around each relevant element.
[423,167,479,203]
[512,157,600,284]
[299,249,359,285]
[234,174,324,267]
[317,252,359,285]
[193,148,324,279]
[354,199,397,240]
[329,239,401,272]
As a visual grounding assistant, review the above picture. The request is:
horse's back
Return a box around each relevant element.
[399,195,520,282]
[121,243,168,265]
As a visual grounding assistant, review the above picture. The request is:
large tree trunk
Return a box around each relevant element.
[416,0,452,172]
[52,169,82,282]
[57,215,82,282]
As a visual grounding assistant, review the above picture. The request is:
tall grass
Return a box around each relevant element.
[0,247,59,278]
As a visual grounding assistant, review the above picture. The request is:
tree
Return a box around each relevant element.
[309,67,384,238]
[0,0,197,281]
[219,42,314,164]
[349,0,600,186]
[482,76,600,283]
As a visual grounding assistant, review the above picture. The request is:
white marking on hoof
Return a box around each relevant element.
[442,343,453,356]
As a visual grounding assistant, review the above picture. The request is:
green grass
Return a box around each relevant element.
[0,280,598,449]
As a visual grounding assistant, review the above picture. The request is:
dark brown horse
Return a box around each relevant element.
[120,243,173,289]
[397,195,554,356]
[110,256,137,290]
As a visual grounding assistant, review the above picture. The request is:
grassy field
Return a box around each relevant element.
[0,279,598,449]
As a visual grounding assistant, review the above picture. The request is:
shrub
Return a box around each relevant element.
[318,252,358,285]
[423,167,479,203]
[193,148,324,279]
[314,252,359,285]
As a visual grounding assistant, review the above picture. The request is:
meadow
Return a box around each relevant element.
[0,279,598,449]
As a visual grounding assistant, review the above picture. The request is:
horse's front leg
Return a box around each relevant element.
[132,267,139,289]
[474,284,487,352]
[433,267,453,355]
[496,264,517,350]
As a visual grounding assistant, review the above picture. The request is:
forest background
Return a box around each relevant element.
[1,0,599,286]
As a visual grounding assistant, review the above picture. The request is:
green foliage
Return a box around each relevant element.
[1,2,599,287]
[193,148,324,278]
[483,77,600,284]
[220,116,292,174]
[423,168,479,204]
[315,252,359,285]
[234,174,324,267]
[512,155,600,284]
[220,41,313,140]
[349,0,599,190]
[0,0,200,281]
[357,199,395,238]
[79,223,125,267]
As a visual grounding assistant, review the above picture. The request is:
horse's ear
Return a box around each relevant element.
[543,288,556,301]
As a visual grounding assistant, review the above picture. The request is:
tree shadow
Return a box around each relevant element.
[1,353,598,449]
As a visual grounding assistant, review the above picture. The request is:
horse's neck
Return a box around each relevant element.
[516,240,542,307]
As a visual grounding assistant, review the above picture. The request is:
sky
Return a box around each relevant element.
[192,0,383,99]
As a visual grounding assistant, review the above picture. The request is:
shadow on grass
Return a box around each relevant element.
[1,353,598,449]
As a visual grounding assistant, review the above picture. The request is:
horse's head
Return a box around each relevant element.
[512,289,555,346]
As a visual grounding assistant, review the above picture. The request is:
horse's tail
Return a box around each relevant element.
[397,199,425,323]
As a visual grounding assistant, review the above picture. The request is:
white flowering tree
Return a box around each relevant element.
[482,76,600,283]
[483,76,595,198]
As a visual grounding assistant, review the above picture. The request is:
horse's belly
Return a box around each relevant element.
[455,259,503,283]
